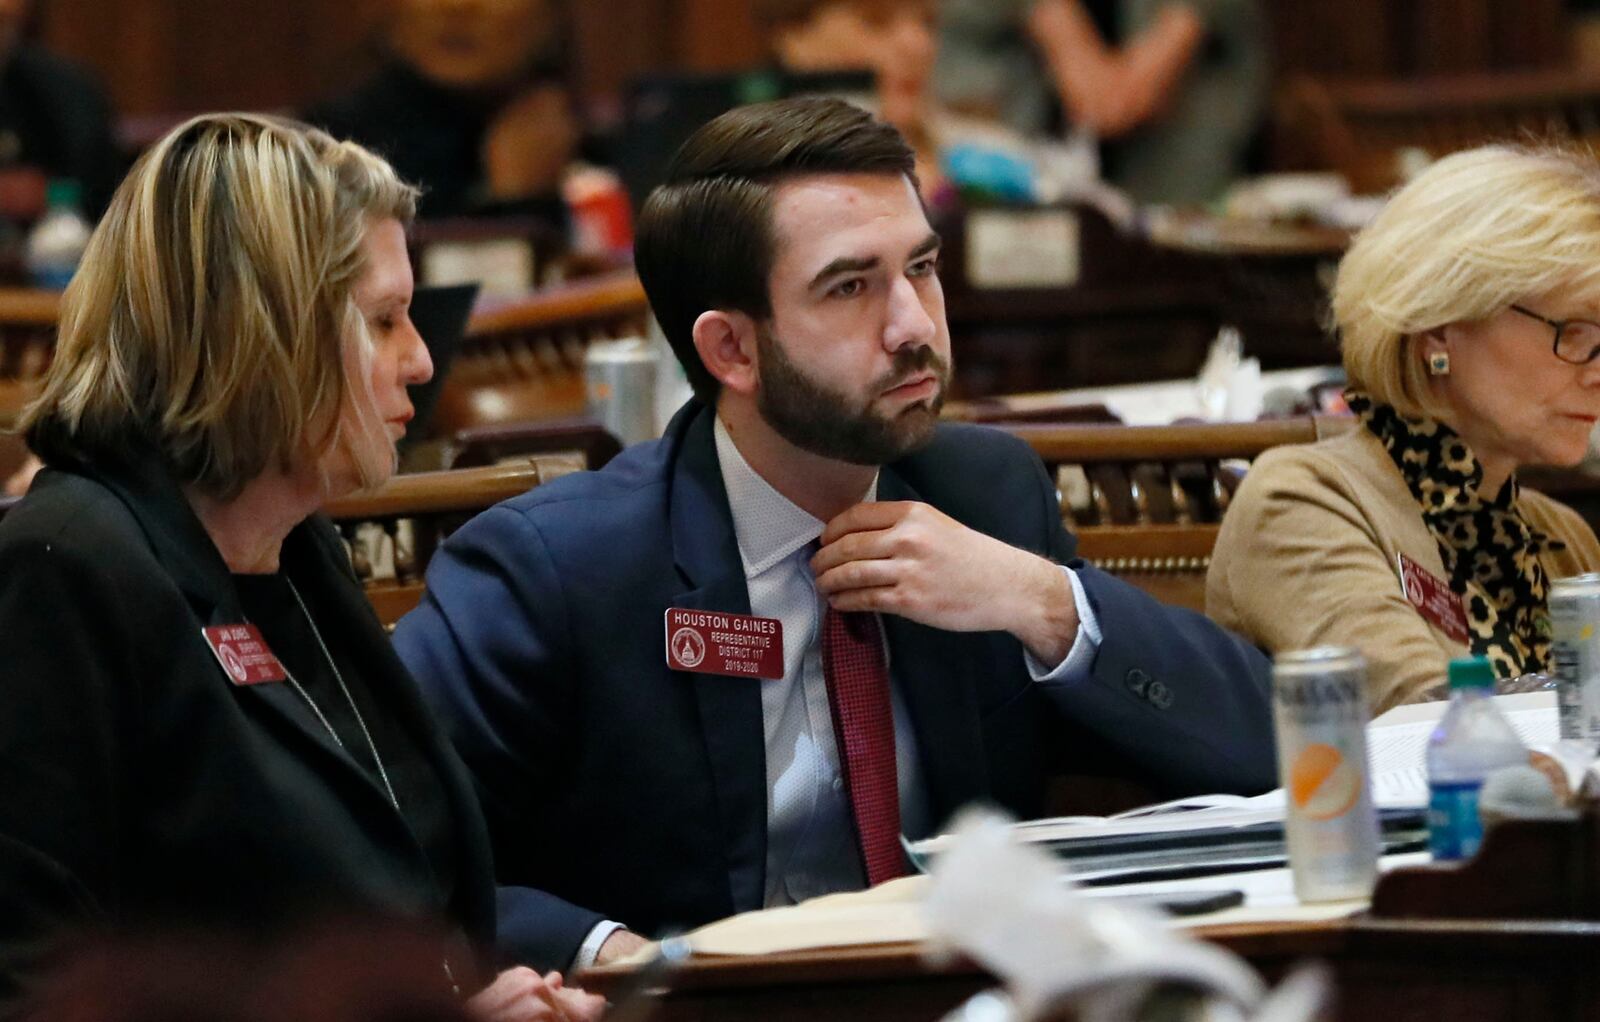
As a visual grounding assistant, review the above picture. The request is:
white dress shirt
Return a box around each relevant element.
[572,417,1102,967]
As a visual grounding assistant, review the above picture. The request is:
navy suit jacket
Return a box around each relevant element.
[394,402,1276,970]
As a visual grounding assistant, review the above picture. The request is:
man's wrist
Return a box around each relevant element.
[1007,551,1079,663]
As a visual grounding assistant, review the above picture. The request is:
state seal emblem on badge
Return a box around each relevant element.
[671,627,706,668]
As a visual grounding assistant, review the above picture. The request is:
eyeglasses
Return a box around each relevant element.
[1509,304,1600,365]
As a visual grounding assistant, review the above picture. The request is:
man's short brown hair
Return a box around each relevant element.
[633,96,916,405]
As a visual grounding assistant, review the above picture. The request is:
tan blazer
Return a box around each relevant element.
[1206,426,1600,714]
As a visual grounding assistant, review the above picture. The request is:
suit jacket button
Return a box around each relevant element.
[1147,680,1173,709]
[1124,668,1150,696]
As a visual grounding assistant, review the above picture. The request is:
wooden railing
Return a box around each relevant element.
[0,457,569,627]
[0,270,654,446]
[0,287,62,424]
[0,418,1360,619]
[999,417,1359,611]
[324,457,568,627]
[432,270,651,434]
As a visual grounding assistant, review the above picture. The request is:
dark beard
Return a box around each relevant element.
[755,325,950,466]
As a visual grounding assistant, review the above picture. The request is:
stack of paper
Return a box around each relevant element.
[905,691,1559,886]
[1365,690,1556,806]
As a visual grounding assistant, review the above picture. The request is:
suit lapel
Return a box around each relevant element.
[876,468,988,830]
[668,406,769,915]
[285,520,497,936]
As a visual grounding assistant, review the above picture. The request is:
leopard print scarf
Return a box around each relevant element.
[1348,390,1566,678]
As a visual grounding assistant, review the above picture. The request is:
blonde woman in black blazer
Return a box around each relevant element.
[0,114,598,1022]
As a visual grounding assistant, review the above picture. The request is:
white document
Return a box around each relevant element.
[1366,690,1556,808]
[908,692,1559,861]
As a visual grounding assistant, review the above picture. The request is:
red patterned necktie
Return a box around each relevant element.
[821,605,907,886]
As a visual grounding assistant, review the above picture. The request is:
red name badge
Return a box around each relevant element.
[202,624,289,686]
[664,608,785,680]
[1397,553,1471,645]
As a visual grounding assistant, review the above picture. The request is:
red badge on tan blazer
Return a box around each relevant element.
[664,608,785,680]
[202,624,289,685]
[1396,553,1471,645]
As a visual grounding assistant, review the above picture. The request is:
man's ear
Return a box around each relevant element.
[692,310,761,397]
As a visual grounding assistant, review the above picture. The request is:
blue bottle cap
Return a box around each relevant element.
[45,179,81,211]
[1447,656,1495,690]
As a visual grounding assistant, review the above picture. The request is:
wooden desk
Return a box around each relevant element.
[581,917,1600,1021]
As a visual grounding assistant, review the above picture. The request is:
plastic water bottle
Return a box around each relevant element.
[1426,656,1527,861]
[25,179,91,290]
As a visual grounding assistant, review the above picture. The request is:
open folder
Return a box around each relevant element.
[905,690,1559,886]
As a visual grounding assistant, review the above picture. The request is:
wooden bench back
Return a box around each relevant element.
[324,457,566,626]
[432,270,651,435]
[0,458,563,628]
[0,289,62,486]
[1000,416,1357,612]
[0,287,61,418]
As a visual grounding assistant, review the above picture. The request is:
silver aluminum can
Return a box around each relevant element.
[1550,573,1600,744]
[1273,646,1380,903]
[585,336,658,447]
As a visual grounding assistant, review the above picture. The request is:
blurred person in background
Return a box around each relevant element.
[753,0,1031,200]
[937,0,1267,204]
[310,0,578,227]
[1209,145,1600,714]
[0,113,598,1022]
[0,0,119,221]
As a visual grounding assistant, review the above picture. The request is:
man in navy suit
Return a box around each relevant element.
[394,96,1277,973]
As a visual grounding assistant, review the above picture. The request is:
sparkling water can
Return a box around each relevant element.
[585,336,658,447]
[1273,646,1381,902]
[1550,573,1600,744]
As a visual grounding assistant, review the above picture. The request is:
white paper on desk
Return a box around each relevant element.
[910,795,1286,859]
[908,692,1557,861]
[1366,690,1556,808]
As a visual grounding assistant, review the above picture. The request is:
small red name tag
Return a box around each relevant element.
[202,624,289,686]
[1397,553,1471,645]
[664,608,785,680]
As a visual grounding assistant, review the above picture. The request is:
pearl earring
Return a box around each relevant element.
[1428,352,1451,376]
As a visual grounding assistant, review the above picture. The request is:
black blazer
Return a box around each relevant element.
[0,447,496,1011]
[396,401,1277,969]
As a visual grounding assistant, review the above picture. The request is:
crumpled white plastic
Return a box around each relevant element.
[921,807,1330,1022]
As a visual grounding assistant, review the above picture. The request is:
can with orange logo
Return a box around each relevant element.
[1550,573,1600,745]
[1272,646,1381,902]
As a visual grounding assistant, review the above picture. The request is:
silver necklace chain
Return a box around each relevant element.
[281,583,455,996]
[282,577,402,813]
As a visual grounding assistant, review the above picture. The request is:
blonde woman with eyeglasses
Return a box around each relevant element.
[1208,144,1600,715]
[0,114,599,1022]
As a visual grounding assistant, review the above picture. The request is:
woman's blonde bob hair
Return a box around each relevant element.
[1335,143,1600,420]
[22,112,418,499]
